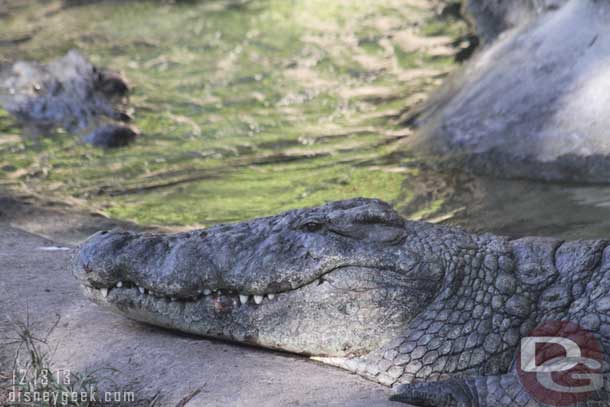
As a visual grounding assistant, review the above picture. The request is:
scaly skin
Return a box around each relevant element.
[73,198,610,406]
[0,50,129,131]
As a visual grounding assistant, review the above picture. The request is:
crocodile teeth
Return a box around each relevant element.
[239,294,249,305]
[203,288,212,295]
[138,287,145,294]
[253,295,263,305]
[100,288,109,298]
[267,293,275,300]
[116,281,123,288]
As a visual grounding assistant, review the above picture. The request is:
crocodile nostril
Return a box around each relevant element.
[100,231,109,235]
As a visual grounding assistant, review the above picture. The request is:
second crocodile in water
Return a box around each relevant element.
[74,198,610,406]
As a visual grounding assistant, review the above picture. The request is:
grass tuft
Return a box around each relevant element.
[0,312,132,407]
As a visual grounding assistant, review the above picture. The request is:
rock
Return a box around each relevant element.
[412,0,610,183]
[84,124,139,148]
[437,1,462,20]
[94,67,129,97]
[0,50,130,132]
[463,0,569,43]
[1,164,17,172]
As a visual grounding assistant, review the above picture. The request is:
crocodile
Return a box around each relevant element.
[0,50,133,138]
[73,198,610,406]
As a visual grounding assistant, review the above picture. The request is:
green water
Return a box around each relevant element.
[0,0,468,227]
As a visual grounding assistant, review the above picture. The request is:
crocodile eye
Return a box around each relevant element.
[302,221,323,233]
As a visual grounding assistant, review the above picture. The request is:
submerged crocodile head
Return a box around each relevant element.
[74,198,450,358]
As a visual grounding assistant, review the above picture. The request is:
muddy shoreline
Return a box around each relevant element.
[0,189,144,244]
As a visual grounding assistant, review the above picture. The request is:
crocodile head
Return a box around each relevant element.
[73,198,447,358]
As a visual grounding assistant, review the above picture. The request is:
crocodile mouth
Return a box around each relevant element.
[79,265,348,309]
[79,264,440,358]
[83,279,288,307]
[79,260,433,311]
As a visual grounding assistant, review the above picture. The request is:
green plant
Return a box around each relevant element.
[0,312,114,407]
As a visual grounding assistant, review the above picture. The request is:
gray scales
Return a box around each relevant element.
[73,198,610,406]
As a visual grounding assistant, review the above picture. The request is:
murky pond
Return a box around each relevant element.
[0,0,466,224]
[3,0,610,241]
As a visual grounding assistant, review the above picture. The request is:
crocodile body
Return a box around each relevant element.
[74,198,610,406]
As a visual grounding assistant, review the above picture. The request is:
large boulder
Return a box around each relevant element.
[412,0,610,183]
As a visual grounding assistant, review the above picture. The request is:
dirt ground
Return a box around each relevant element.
[0,196,401,406]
